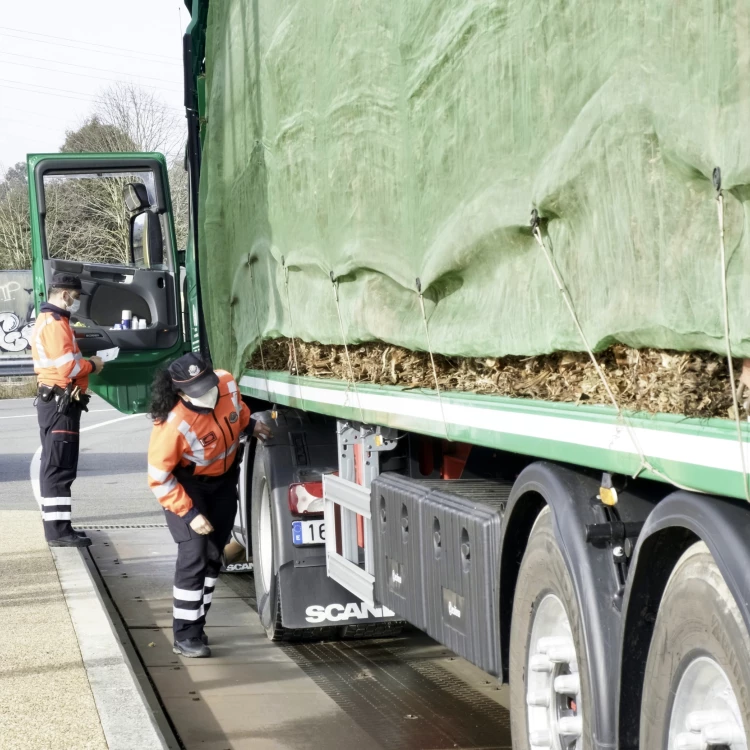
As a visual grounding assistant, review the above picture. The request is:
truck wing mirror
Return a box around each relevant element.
[123,182,150,213]
[130,211,164,268]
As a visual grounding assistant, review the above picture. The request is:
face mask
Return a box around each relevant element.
[185,386,219,410]
[65,294,81,314]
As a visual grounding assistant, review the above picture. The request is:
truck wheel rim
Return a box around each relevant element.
[258,479,273,593]
[527,593,583,749]
[670,655,746,750]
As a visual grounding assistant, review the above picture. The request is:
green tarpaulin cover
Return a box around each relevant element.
[198,0,750,377]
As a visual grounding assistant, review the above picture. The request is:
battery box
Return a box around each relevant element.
[371,475,511,676]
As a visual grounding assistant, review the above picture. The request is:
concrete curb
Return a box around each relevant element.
[52,548,171,750]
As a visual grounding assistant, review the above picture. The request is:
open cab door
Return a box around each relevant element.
[27,153,186,414]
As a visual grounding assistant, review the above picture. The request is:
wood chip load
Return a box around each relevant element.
[248,340,741,421]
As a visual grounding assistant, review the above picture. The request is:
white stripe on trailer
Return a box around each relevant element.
[239,374,750,477]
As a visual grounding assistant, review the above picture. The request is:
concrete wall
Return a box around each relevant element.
[0,271,35,355]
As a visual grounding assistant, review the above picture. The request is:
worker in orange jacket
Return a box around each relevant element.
[148,353,270,657]
[32,273,105,547]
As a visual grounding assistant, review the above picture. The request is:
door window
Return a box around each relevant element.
[42,170,164,269]
[33,159,179,354]
[27,153,185,414]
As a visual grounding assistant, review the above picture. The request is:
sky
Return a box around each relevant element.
[0,0,186,171]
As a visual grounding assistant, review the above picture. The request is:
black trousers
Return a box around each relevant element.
[37,396,82,541]
[165,469,238,641]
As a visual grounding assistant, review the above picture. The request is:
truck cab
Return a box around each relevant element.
[26,152,190,413]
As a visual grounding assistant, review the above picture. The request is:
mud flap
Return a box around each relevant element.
[278,561,398,629]
[222,561,254,573]
[221,539,253,574]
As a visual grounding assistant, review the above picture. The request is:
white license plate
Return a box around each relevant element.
[292,519,326,546]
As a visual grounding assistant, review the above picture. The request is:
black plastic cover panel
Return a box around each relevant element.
[371,475,512,676]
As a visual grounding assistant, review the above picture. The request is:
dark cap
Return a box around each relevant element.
[50,273,82,292]
[168,353,219,398]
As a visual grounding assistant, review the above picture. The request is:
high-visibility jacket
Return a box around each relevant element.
[31,303,94,389]
[147,370,251,519]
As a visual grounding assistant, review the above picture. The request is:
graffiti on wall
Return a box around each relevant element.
[0,271,35,354]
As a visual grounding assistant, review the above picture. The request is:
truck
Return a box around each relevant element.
[26,1,750,748]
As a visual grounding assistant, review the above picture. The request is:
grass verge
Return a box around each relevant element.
[0,377,37,400]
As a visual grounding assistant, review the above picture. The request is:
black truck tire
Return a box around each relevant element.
[250,444,286,641]
[249,440,340,643]
[640,541,750,747]
[231,437,257,554]
[509,507,593,749]
[249,436,400,643]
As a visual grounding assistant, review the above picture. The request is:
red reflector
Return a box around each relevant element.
[288,481,324,514]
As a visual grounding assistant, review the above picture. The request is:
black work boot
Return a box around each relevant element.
[48,534,92,548]
[200,632,209,646]
[173,638,211,658]
[73,529,89,539]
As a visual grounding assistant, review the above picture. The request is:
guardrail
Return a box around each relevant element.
[0,357,34,377]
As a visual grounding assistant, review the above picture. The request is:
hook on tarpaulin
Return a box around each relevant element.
[530,208,541,233]
[415,276,450,440]
[713,166,750,502]
[329,271,364,422]
[247,262,271,397]
[280,255,305,410]
[530,207,697,491]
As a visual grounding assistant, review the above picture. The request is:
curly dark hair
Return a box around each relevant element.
[149,368,179,424]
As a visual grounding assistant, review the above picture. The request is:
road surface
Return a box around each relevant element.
[1,395,513,749]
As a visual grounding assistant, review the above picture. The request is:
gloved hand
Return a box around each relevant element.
[190,514,214,535]
[89,356,104,374]
[253,421,272,442]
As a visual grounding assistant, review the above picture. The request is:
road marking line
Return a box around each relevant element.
[0,408,116,420]
[80,414,143,433]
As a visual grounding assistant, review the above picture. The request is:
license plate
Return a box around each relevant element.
[292,519,326,546]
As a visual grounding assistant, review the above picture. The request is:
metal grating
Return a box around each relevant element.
[77,524,168,529]
[284,637,511,749]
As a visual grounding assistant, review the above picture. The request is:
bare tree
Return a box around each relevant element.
[60,116,138,154]
[168,156,189,250]
[0,163,32,270]
[47,117,143,264]
[95,83,184,160]
[0,84,187,271]
[0,163,28,195]
[94,84,190,250]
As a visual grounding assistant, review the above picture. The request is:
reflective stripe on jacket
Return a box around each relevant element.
[147,370,251,517]
[31,303,93,389]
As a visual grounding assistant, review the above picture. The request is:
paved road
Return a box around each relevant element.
[0,395,170,750]
[1,395,514,749]
[0,395,162,525]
